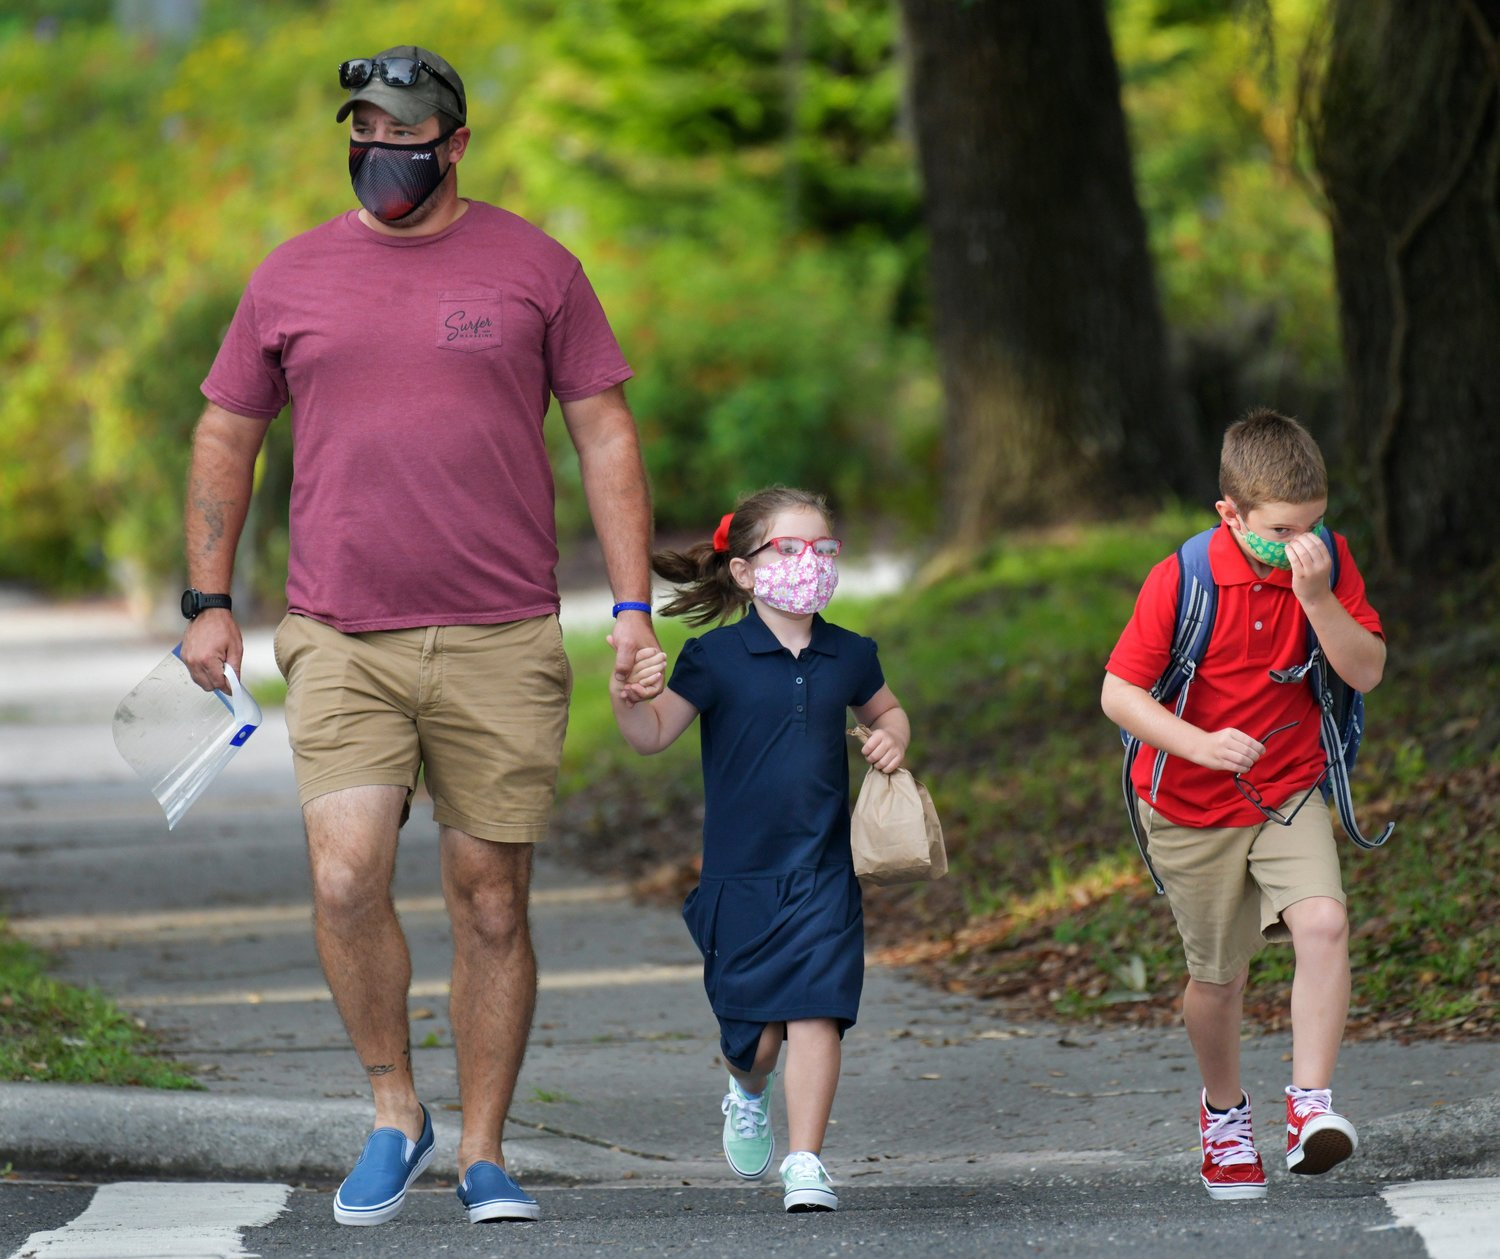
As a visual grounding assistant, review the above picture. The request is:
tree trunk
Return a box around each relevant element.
[1310,0,1500,574]
[898,0,1199,546]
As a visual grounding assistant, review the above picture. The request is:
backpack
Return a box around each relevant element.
[1119,525,1394,894]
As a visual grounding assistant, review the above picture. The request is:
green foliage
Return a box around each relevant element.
[555,225,938,534]
[1115,0,1339,373]
[0,927,199,1087]
[467,0,933,535]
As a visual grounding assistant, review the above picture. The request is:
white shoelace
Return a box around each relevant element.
[781,1151,829,1184]
[1288,1087,1333,1120]
[721,1088,768,1141]
[1202,1102,1259,1167]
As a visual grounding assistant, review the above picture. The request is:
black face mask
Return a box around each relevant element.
[348,128,455,223]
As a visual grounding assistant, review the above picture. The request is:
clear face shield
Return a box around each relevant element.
[112,646,262,829]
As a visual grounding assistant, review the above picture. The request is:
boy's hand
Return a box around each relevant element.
[608,638,667,706]
[1195,727,1267,774]
[1286,531,1333,605]
[860,727,906,774]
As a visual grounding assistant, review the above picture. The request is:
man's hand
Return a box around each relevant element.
[181,609,243,694]
[607,609,662,691]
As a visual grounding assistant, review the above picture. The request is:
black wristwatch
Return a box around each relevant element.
[181,589,233,620]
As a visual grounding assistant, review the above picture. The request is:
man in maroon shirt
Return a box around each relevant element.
[181,46,658,1226]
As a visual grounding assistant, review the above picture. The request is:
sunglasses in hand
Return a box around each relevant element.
[1234,720,1329,825]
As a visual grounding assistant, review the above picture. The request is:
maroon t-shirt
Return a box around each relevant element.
[202,201,633,632]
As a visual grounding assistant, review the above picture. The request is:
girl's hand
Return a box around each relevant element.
[627,646,668,690]
[860,727,906,774]
[609,638,667,705]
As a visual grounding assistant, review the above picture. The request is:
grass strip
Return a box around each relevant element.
[0,927,199,1088]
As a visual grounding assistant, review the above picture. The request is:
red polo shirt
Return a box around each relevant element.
[1107,523,1383,827]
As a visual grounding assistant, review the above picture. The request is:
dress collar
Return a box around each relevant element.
[734,604,840,656]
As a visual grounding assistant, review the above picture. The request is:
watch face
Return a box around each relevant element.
[181,589,199,619]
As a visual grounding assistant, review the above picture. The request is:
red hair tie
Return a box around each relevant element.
[712,512,735,553]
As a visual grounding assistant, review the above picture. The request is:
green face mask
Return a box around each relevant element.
[1238,519,1322,569]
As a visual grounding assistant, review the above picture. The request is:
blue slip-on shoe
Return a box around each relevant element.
[333,1104,436,1226]
[456,1160,541,1223]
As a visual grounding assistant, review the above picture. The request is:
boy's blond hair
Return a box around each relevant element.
[1219,408,1327,513]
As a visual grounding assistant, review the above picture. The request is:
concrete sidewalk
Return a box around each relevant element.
[0,588,1496,1192]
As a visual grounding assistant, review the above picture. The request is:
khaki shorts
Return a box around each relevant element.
[1137,794,1345,984]
[273,613,572,842]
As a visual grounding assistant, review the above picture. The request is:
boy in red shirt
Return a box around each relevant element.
[1102,409,1386,1201]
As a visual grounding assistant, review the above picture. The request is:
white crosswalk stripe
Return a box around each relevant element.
[1377,1178,1500,1258]
[8,1183,290,1259]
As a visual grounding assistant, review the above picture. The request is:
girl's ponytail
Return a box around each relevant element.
[652,487,832,627]
[651,538,746,626]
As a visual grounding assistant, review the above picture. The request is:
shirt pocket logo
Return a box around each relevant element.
[437,293,503,353]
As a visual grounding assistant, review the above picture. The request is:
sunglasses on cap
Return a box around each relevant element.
[339,56,463,109]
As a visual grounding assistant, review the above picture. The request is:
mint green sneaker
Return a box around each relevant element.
[720,1073,775,1178]
[780,1150,838,1212]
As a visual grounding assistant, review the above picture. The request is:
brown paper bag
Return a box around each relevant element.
[846,725,947,886]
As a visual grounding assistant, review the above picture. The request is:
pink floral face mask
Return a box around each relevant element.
[753,549,838,615]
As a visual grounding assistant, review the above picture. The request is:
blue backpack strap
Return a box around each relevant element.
[1312,669,1392,848]
[1121,527,1218,893]
[1300,526,1394,850]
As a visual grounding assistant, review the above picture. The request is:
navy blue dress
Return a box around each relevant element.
[667,606,885,1070]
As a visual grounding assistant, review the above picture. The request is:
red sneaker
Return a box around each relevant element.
[1199,1090,1268,1200]
[1285,1087,1358,1174]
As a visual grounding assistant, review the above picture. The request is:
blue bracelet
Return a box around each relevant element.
[611,601,653,617]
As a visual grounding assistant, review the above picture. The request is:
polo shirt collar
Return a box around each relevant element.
[734,605,841,655]
[1208,520,1294,588]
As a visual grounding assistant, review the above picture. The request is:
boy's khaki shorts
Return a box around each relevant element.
[273,613,572,843]
[1136,794,1345,984]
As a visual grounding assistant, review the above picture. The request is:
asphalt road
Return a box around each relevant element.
[10,1176,1500,1258]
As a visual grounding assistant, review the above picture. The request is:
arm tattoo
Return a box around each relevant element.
[191,489,227,554]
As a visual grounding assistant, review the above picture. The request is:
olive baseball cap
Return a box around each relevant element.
[335,45,467,127]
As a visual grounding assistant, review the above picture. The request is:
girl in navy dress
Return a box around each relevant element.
[609,487,910,1213]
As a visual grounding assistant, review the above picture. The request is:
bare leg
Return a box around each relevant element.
[727,1023,785,1096]
[305,785,423,1138]
[1282,897,1350,1089]
[783,1018,842,1155]
[440,828,536,1176]
[1182,969,1248,1111]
